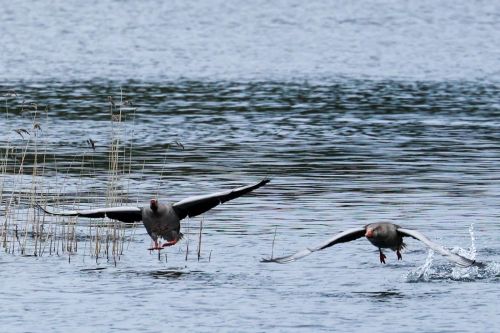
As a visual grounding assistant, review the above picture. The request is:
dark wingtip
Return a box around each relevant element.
[471,260,487,268]
[260,178,271,185]
[34,203,49,214]
[260,256,287,264]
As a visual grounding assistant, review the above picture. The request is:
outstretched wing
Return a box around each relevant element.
[172,178,270,220]
[397,228,483,268]
[36,204,143,223]
[262,227,366,264]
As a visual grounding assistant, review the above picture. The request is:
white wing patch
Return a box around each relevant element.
[397,228,479,267]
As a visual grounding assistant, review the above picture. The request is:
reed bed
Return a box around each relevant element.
[0,91,135,263]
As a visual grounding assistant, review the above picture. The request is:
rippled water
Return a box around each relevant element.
[1,1,500,332]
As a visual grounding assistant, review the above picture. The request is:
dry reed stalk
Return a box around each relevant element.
[271,226,277,260]
[0,141,11,250]
[14,129,34,255]
[197,218,203,261]
[29,108,41,256]
[185,218,190,261]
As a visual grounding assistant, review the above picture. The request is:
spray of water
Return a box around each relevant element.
[405,249,435,282]
[405,224,498,282]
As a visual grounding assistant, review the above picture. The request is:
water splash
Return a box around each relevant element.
[405,249,435,282]
[468,223,477,257]
[405,224,499,282]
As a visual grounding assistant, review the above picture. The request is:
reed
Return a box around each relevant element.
[271,226,278,260]
[197,218,203,261]
[185,217,190,261]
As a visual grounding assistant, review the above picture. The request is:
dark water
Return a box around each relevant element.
[1,1,500,333]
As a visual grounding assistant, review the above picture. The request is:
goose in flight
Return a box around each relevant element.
[262,222,483,267]
[38,178,270,250]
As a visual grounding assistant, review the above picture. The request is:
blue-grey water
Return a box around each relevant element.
[1,1,500,333]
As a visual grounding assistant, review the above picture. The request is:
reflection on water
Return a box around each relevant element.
[147,269,209,280]
[80,267,107,272]
[353,291,405,302]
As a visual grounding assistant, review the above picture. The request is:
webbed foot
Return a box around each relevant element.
[162,239,179,247]
[397,250,402,260]
[379,249,387,264]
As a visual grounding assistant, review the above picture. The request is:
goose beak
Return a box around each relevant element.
[150,199,158,210]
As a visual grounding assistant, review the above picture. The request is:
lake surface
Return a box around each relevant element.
[2,0,500,82]
[1,1,500,333]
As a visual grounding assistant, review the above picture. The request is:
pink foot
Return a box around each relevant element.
[397,250,402,261]
[379,250,386,264]
[162,239,178,247]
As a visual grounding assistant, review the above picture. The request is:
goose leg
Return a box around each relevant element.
[397,250,402,260]
[379,249,386,264]
[148,240,164,251]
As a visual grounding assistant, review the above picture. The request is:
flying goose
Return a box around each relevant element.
[262,222,483,267]
[38,178,270,250]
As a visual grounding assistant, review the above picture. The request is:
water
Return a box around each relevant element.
[1,0,500,82]
[1,1,500,333]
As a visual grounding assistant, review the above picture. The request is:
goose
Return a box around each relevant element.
[38,178,270,250]
[262,222,483,267]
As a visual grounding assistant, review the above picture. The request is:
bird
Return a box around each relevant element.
[262,222,483,268]
[37,178,270,250]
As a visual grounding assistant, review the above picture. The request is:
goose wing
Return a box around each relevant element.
[36,204,143,223]
[397,228,482,267]
[262,227,366,263]
[172,178,270,219]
